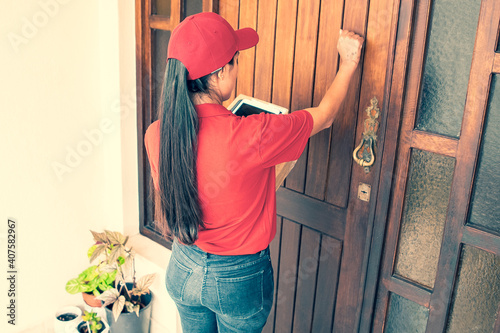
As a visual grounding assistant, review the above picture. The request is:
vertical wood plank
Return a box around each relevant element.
[347,0,397,331]
[372,5,432,328]
[237,0,258,97]
[263,216,283,333]
[274,219,301,333]
[285,0,322,193]
[292,227,321,333]
[203,0,218,12]
[218,0,240,107]
[144,0,155,231]
[305,0,344,200]
[426,0,500,331]
[271,0,298,109]
[137,0,147,232]
[331,0,376,330]
[311,236,342,333]
[325,0,369,208]
[254,0,278,102]
[369,0,414,329]
[170,0,182,26]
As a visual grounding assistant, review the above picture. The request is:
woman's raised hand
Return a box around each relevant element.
[337,29,364,69]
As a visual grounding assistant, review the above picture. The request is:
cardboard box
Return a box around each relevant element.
[228,95,297,191]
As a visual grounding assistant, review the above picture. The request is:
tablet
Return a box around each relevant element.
[227,95,295,190]
[228,95,289,116]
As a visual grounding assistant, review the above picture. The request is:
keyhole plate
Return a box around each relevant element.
[358,183,371,202]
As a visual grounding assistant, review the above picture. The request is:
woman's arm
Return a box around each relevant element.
[306,30,364,137]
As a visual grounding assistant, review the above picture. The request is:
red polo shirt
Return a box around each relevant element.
[145,103,313,255]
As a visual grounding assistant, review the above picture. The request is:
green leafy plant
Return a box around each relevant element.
[80,310,104,333]
[65,242,117,297]
[93,230,156,322]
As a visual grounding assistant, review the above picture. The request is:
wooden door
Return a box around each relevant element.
[137,0,500,331]
[217,0,395,331]
[370,0,500,331]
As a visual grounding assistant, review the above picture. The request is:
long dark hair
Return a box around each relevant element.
[157,59,214,245]
[157,59,199,244]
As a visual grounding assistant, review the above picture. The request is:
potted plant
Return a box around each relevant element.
[77,310,109,333]
[65,240,118,307]
[54,306,82,333]
[91,230,155,333]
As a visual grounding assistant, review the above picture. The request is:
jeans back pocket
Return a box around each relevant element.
[216,270,264,319]
[166,256,193,302]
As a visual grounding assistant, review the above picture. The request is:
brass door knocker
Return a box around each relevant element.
[353,97,380,173]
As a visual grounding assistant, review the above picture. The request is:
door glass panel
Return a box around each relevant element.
[152,0,171,16]
[446,245,500,332]
[415,0,481,138]
[394,149,455,288]
[468,75,500,233]
[385,293,429,333]
[184,0,203,19]
[152,29,171,120]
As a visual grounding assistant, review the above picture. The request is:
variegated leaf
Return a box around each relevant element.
[136,273,156,292]
[87,245,97,259]
[125,301,135,313]
[112,295,125,322]
[109,245,123,264]
[89,244,106,263]
[133,304,140,317]
[99,263,117,273]
[96,288,119,307]
[105,230,125,245]
[121,256,133,277]
[114,272,125,289]
[90,230,107,243]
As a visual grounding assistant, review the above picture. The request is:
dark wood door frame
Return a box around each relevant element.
[370,0,500,331]
[357,0,414,329]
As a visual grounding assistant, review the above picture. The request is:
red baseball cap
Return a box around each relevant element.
[167,12,259,80]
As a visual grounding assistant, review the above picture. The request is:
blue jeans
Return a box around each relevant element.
[166,240,274,333]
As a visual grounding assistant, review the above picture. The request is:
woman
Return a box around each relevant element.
[145,12,363,333]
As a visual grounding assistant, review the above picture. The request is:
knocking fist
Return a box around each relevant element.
[337,29,364,68]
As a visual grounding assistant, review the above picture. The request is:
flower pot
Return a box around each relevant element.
[104,284,153,333]
[77,320,109,333]
[54,306,82,333]
[82,292,102,307]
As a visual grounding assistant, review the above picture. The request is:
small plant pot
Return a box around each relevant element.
[82,292,102,307]
[54,306,82,333]
[105,284,153,333]
[77,320,109,333]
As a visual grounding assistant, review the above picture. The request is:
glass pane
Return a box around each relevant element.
[468,75,500,233]
[152,0,171,17]
[394,149,455,288]
[385,293,429,333]
[415,0,481,138]
[446,245,500,333]
[152,29,171,120]
[184,0,203,19]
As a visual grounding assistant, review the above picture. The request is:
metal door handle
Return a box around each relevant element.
[353,97,380,173]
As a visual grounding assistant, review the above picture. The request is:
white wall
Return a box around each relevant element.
[0,0,177,332]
